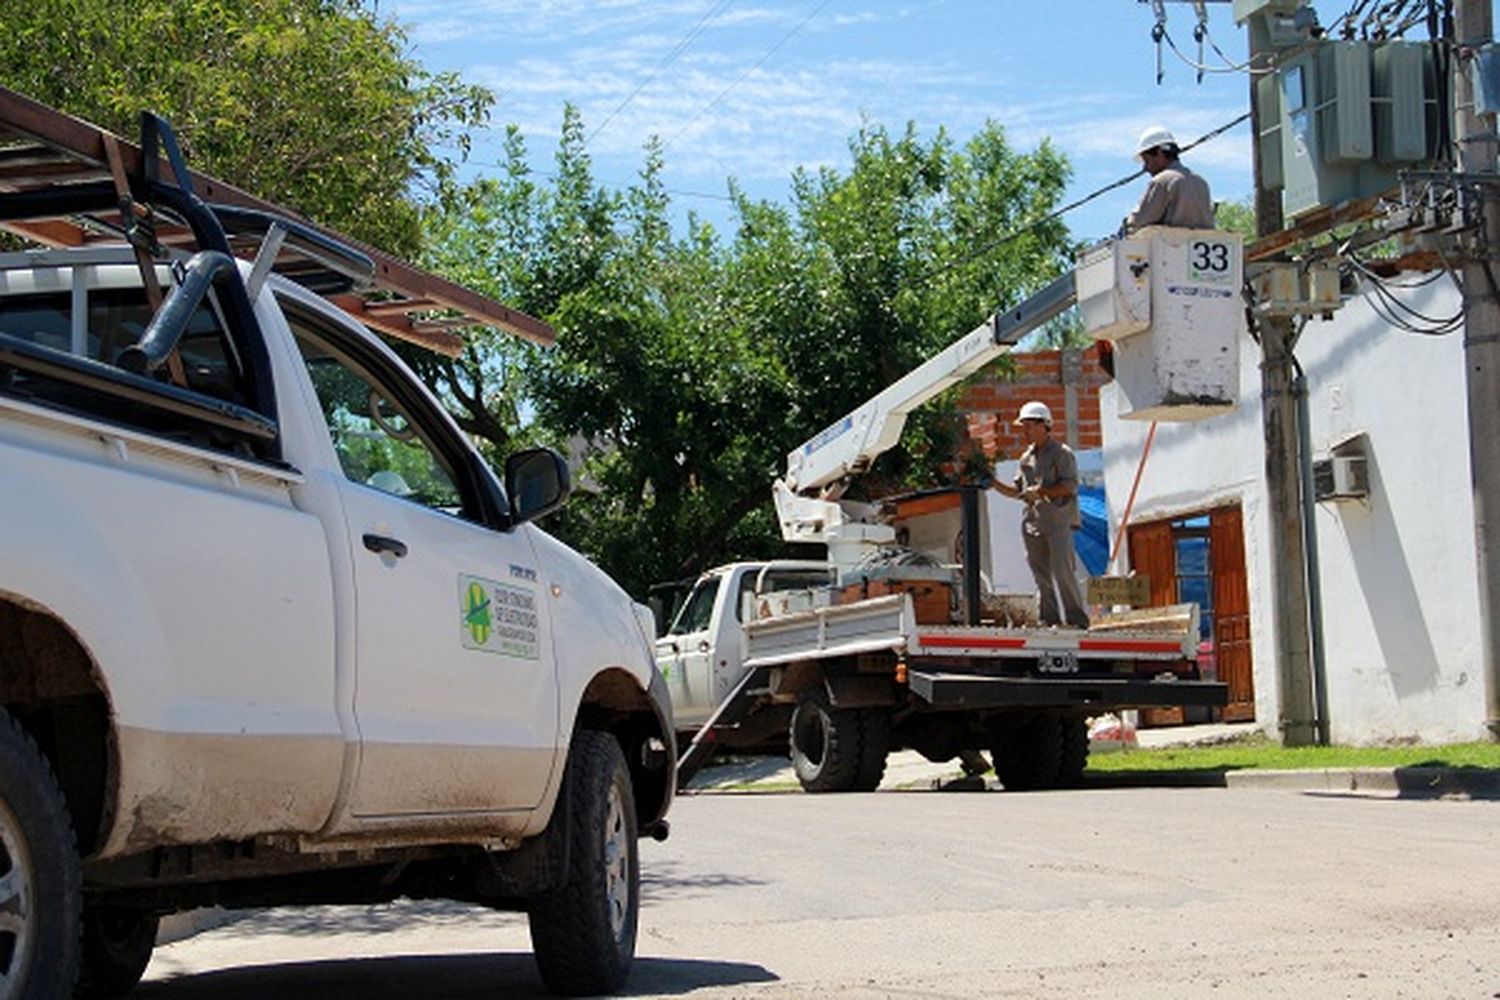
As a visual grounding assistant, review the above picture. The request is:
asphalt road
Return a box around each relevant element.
[139,785,1500,999]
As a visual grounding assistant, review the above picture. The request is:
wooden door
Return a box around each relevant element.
[1127,519,1183,726]
[1126,520,1176,606]
[1210,506,1255,721]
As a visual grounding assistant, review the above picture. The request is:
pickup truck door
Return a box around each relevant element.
[289,320,559,817]
[660,574,722,728]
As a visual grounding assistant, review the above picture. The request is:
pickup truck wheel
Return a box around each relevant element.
[1057,715,1090,787]
[789,690,862,793]
[528,730,638,997]
[991,712,1063,791]
[76,908,158,998]
[0,711,82,1000]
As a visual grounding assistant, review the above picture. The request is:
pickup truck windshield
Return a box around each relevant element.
[667,578,719,636]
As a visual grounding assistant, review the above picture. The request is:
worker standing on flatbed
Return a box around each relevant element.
[992,401,1090,629]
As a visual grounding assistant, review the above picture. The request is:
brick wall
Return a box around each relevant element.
[958,343,1110,463]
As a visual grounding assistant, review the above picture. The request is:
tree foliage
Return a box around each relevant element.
[0,0,1078,597]
[426,115,1075,596]
[0,0,491,256]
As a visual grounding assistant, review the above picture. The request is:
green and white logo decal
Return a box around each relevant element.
[463,580,492,645]
[459,574,540,659]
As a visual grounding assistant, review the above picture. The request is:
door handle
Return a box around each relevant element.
[362,533,408,558]
[697,640,710,653]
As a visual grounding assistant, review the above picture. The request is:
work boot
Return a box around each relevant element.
[958,750,991,777]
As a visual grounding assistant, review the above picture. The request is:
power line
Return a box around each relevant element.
[911,112,1253,287]
[662,0,832,152]
[588,0,737,145]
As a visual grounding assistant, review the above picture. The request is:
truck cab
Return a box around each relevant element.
[656,562,832,733]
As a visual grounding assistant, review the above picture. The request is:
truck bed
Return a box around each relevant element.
[743,593,1201,669]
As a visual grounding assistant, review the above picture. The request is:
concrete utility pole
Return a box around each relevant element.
[1455,0,1500,740]
[1246,9,1318,746]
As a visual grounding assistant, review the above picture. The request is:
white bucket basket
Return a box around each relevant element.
[1077,227,1243,422]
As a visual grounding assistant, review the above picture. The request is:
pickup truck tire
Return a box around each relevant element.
[789,690,862,793]
[0,710,82,999]
[76,907,159,998]
[528,729,638,997]
[991,712,1063,791]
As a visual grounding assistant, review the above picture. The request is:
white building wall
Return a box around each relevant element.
[1102,277,1488,743]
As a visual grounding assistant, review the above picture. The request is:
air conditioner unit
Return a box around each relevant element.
[1312,454,1369,501]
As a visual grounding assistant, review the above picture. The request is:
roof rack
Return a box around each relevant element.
[0,84,552,355]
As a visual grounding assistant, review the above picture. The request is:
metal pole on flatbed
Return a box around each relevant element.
[1454,0,1500,740]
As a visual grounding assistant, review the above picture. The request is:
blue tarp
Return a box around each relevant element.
[1074,484,1109,576]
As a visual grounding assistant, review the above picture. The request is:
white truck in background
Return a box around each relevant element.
[663,229,1246,792]
[0,90,672,997]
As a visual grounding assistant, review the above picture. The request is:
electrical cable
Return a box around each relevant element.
[662,0,831,152]
[1352,263,1466,333]
[588,0,736,145]
[1160,26,1275,74]
[909,111,1252,287]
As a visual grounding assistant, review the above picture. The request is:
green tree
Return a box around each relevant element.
[762,120,1073,497]
[0,0,490,257]
[427,115,1074,595]
[1215,196,1257,239]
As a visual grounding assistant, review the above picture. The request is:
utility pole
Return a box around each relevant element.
[1246,7,1318,746]
[1454,0,1500,740]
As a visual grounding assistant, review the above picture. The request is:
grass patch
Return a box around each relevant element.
[1088,734,1500,773]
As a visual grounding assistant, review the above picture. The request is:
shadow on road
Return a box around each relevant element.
[138,952,778,999]
[643,859,769,901]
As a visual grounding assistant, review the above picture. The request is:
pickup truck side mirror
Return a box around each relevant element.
[505,447,571,525]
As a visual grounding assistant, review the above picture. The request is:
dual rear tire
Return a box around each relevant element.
[789,690,889,793]
[991,712,1090,791]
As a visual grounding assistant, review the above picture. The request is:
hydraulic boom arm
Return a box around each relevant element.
[782,272,1078,496]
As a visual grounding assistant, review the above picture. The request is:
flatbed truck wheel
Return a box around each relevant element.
[1057,714,1090,787]
[991,711,1063,791]
[790,690,863,793]
[851,708,890,791]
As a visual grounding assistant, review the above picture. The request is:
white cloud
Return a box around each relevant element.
[387,0,1257,237]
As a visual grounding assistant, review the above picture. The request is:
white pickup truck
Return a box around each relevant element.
[0,93,673,997]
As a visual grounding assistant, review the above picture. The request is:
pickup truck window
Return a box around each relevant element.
[735,569,833,622]
[668,577,720,635]
[290,325,464,514]
[0,287,248,406]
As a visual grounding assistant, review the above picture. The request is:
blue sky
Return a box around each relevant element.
[379,1,1264,244]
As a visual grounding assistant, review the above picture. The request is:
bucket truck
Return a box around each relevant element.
[662,229,1244,793]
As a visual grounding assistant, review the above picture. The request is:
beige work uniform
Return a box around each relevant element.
[1127,162,1214,231]
[1015,437,1089,629]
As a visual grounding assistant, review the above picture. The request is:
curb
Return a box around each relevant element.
[1222,766,1500,798]
[1083,766,1500,798]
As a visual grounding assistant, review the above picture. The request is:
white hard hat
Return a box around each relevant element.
[1136,125,1177,156]
[1014,400,1053,426]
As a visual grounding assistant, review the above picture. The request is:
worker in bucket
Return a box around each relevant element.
[991,401,1090,629]
[1124,125,1214,233]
